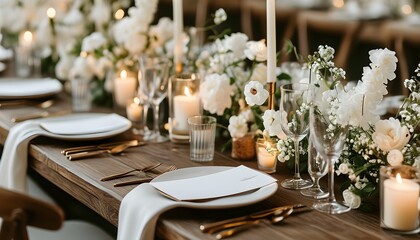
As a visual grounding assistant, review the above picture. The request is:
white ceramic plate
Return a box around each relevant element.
[40,113,131,141]
[152,166,278,209]
[0,78,62,99]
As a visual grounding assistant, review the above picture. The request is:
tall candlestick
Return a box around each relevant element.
[266,0,276,83]
[173,0,183,74]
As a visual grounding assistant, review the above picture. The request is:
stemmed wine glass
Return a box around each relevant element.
[138,55,170,143]
[279,83,312,190]
[300,139,329,199]
[309,107,350,214]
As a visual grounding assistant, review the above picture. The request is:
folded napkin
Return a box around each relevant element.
[118,184,181,240]
[0,113,130,193]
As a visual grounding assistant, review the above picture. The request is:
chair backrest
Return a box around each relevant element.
[0,187,65,240]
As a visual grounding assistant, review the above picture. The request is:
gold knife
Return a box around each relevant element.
[62,139,141,155]
[12,110,71,122]
[200,204,305,234]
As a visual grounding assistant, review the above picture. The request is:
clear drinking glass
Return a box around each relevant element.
[300,138,329,199]
[310,107,350,214]
[187,116,217,162]
[138,55,170,143]
[280,83,312,190]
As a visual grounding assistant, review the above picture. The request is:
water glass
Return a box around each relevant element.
[71,77,91,112]
[380,165,420,234]
[187,116,216,162]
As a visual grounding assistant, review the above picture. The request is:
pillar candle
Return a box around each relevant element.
[383,173,419,231]
[173,0,183,73]
[266,0,276,83]
[114,70,137,107]
[173,86,200,133]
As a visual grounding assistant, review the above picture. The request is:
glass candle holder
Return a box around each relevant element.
[168,73,201,143]
[231,133,255,160]
[380,165,420,234]
[256,138,278,173]
[113,69,137,108]
[126,97,144,135]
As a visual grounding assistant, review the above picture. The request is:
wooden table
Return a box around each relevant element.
[0,93,418,240]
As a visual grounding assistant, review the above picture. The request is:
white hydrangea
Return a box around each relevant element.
[82,32,107,52]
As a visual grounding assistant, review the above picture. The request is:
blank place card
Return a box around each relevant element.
[150,165,277,201]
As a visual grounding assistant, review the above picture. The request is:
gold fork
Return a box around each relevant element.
[113,165,177,187]
[100,162,163,181]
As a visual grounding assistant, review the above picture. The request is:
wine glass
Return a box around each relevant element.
[138,55,170,143]
[310,107,350,214]
[300,138,329,199]
[279,83,312,190]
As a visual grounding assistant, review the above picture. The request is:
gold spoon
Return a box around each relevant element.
[67,144,131,161]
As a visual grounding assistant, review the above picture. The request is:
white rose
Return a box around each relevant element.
[228,116,248,138]
[200,73,235,115]
[387,149,404,166]
[244,40,267,62]
[343,189,361,209]
[244,81,269,106]
[262,110,285,137]
[372,118,410,152]
[69,56,94,81]
[149,17,174,49]
[90,0,111,30]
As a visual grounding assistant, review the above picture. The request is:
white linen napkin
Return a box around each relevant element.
[0,121,44,193]
[118,184,181,240]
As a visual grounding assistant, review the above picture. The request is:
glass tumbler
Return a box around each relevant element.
[187,116,216,162]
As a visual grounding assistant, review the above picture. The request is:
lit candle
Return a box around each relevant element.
[266,0,276,83]
[19,31,33,48]
[383,173,419,231]
[47,7,56,19]
[173,0,183,73]
[126,97,143,122]
[114,70,137,107]
[173,86,200,133]
[257,142,276,168]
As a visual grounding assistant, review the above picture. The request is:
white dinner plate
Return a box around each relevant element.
[152,166,278,209]
[40,113,131,141]
[0,78,63,99]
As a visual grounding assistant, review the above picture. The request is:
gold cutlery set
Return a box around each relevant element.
[0,99,71,122]
[200,204,311,239]
[61,140,144,160]
[61,140,177,186]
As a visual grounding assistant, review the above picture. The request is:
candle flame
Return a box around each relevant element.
[120,70,127,79]
[183,86,192,96]
[80,51,87,57]
[114,9,125,20]
[47,8,56,19]
[396,173,403,184]
[23,31,33,43]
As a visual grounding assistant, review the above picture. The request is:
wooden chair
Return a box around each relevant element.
[0,187,114,240]
[384,20,420,96]
[0,187,64,240]
[297,10,362,69]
